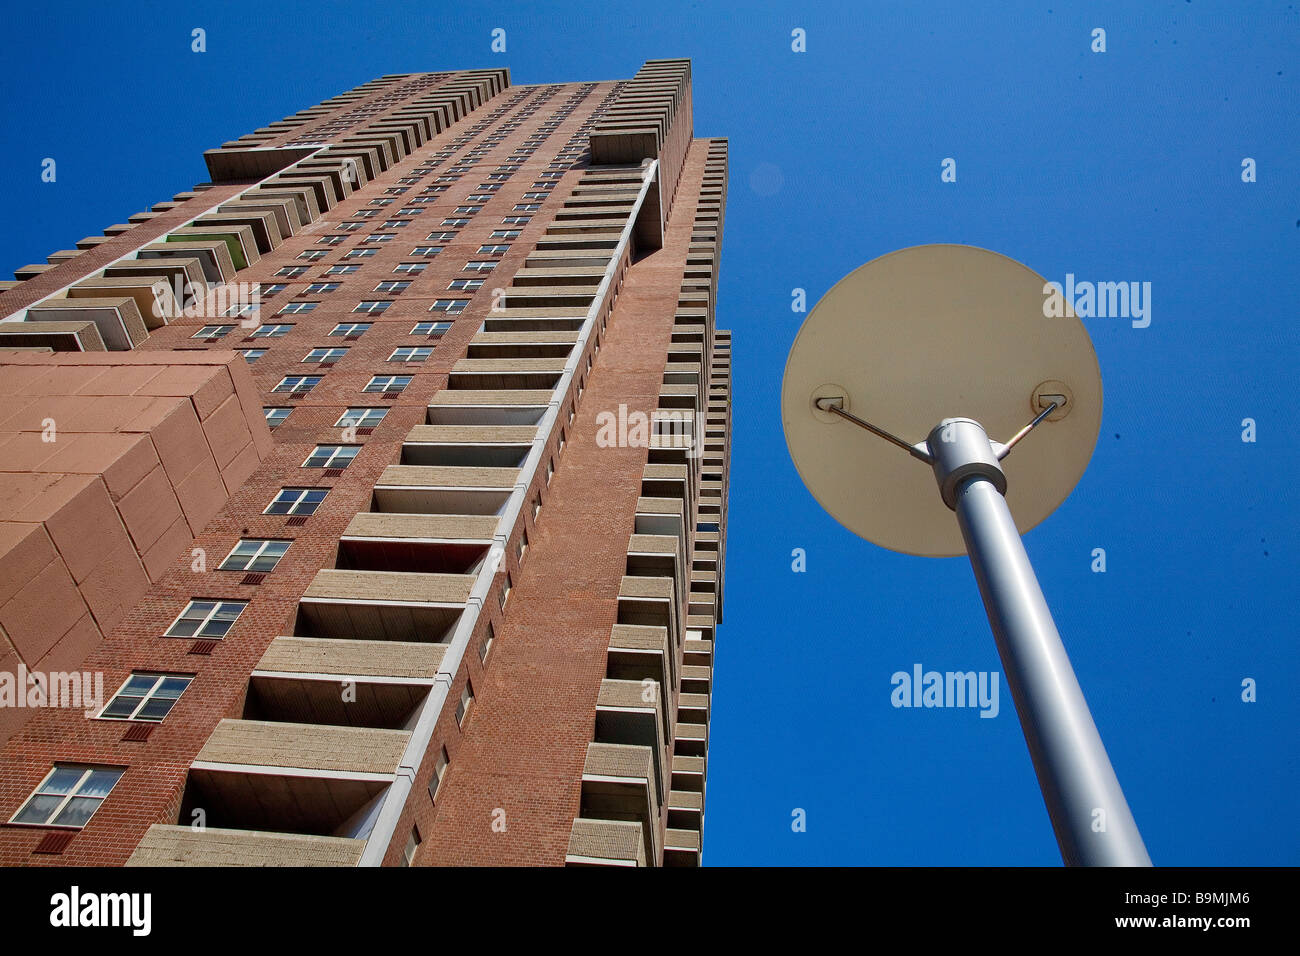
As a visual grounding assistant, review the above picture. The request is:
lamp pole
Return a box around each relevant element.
[929,418,1151,866]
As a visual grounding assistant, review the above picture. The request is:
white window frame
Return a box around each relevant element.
[8,765,125,829]
[336,408,388,427]
[219,539,290,572]
[98,673,194,722]
[364,375,412,393]
[164,599,248,639]
[265,487,328,515]
[303,444,360,469]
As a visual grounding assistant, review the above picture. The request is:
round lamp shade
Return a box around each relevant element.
[781,244,1103,557]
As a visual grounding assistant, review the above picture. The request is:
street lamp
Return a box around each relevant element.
[781,244,1150,866]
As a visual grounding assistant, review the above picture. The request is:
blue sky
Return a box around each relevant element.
[1,0,1295,865]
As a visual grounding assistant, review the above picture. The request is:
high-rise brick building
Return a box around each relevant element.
[0,59,730,867]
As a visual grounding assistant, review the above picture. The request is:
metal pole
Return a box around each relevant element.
[930,419,1151,866]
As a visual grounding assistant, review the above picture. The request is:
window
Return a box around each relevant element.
[389,347,432,362]
[258,283,288,295]
[397,207,423,216]
[411,246,443,257]
[500,573,513,609]
[514,203,540,212]
[10,765,124,828]
[263,407,292,428]
[402,826,421,867]
[265,487,328,515]
[456,681,474,726]
[279,302,318,315]
[99,674,193,722]
[304,282,340,294]
[303,444,359,468]
[453,206,482,215]
[165,599,247,639]
[501,216,530,225]
[429,747,450,799]
[425,232,458,242]
[463,260,496,273]
[220,539,290,572]
[393,262,427,274]
[298,250,328,261]
[354,209,380,218]
[523,192,549,200]
[223,303,260,318]
[517,529,529,562]
[276,266,309,278]
[361,234,396,244]
[490,230,521,239]
[381,220,412,229]
[250,323,294,337]
[466,194,493,203]
[330,322,371,337]
[273,375,322,393]
[337,221,364,232]
[324,264,360,276]
[364,375,412,393]
[354,300,391,314]
[447,279,484,291]
[412,321,452,336]
[316,234,347,245]
[369,198,394,206]
[304,347,348,363]
[193,325,234,338]
[441,218,470,228]
[337,408,388,428]
[478,622,494,663]
[344,248,377,259]
[374,280,411,294]
[238,349,266,364]
[430,300,469,314]
[478,245,510,255]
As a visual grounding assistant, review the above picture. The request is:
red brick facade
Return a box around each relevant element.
[0,61,729,867]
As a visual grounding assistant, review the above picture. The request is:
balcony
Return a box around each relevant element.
[427,391,550,426]
[465,331,579,360]
[244,670,430,730]
[179,719,409,837]
[137,239,236,285]
[617,574,681,652]
[190,210,282,255]
[296,568,474,643]
[256,635,445,681]
[127,825,365,867]
[66,275,178,329]
[664,827,701,867]
[667,788,702,831]
[338,512,498,574]
[371,463,517,516]
[578,742,661,866]
[606,623,672,695]
[564,818,645,867]
[0,320,104,352]
[401,424,536,469]
[448,357,566,391]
